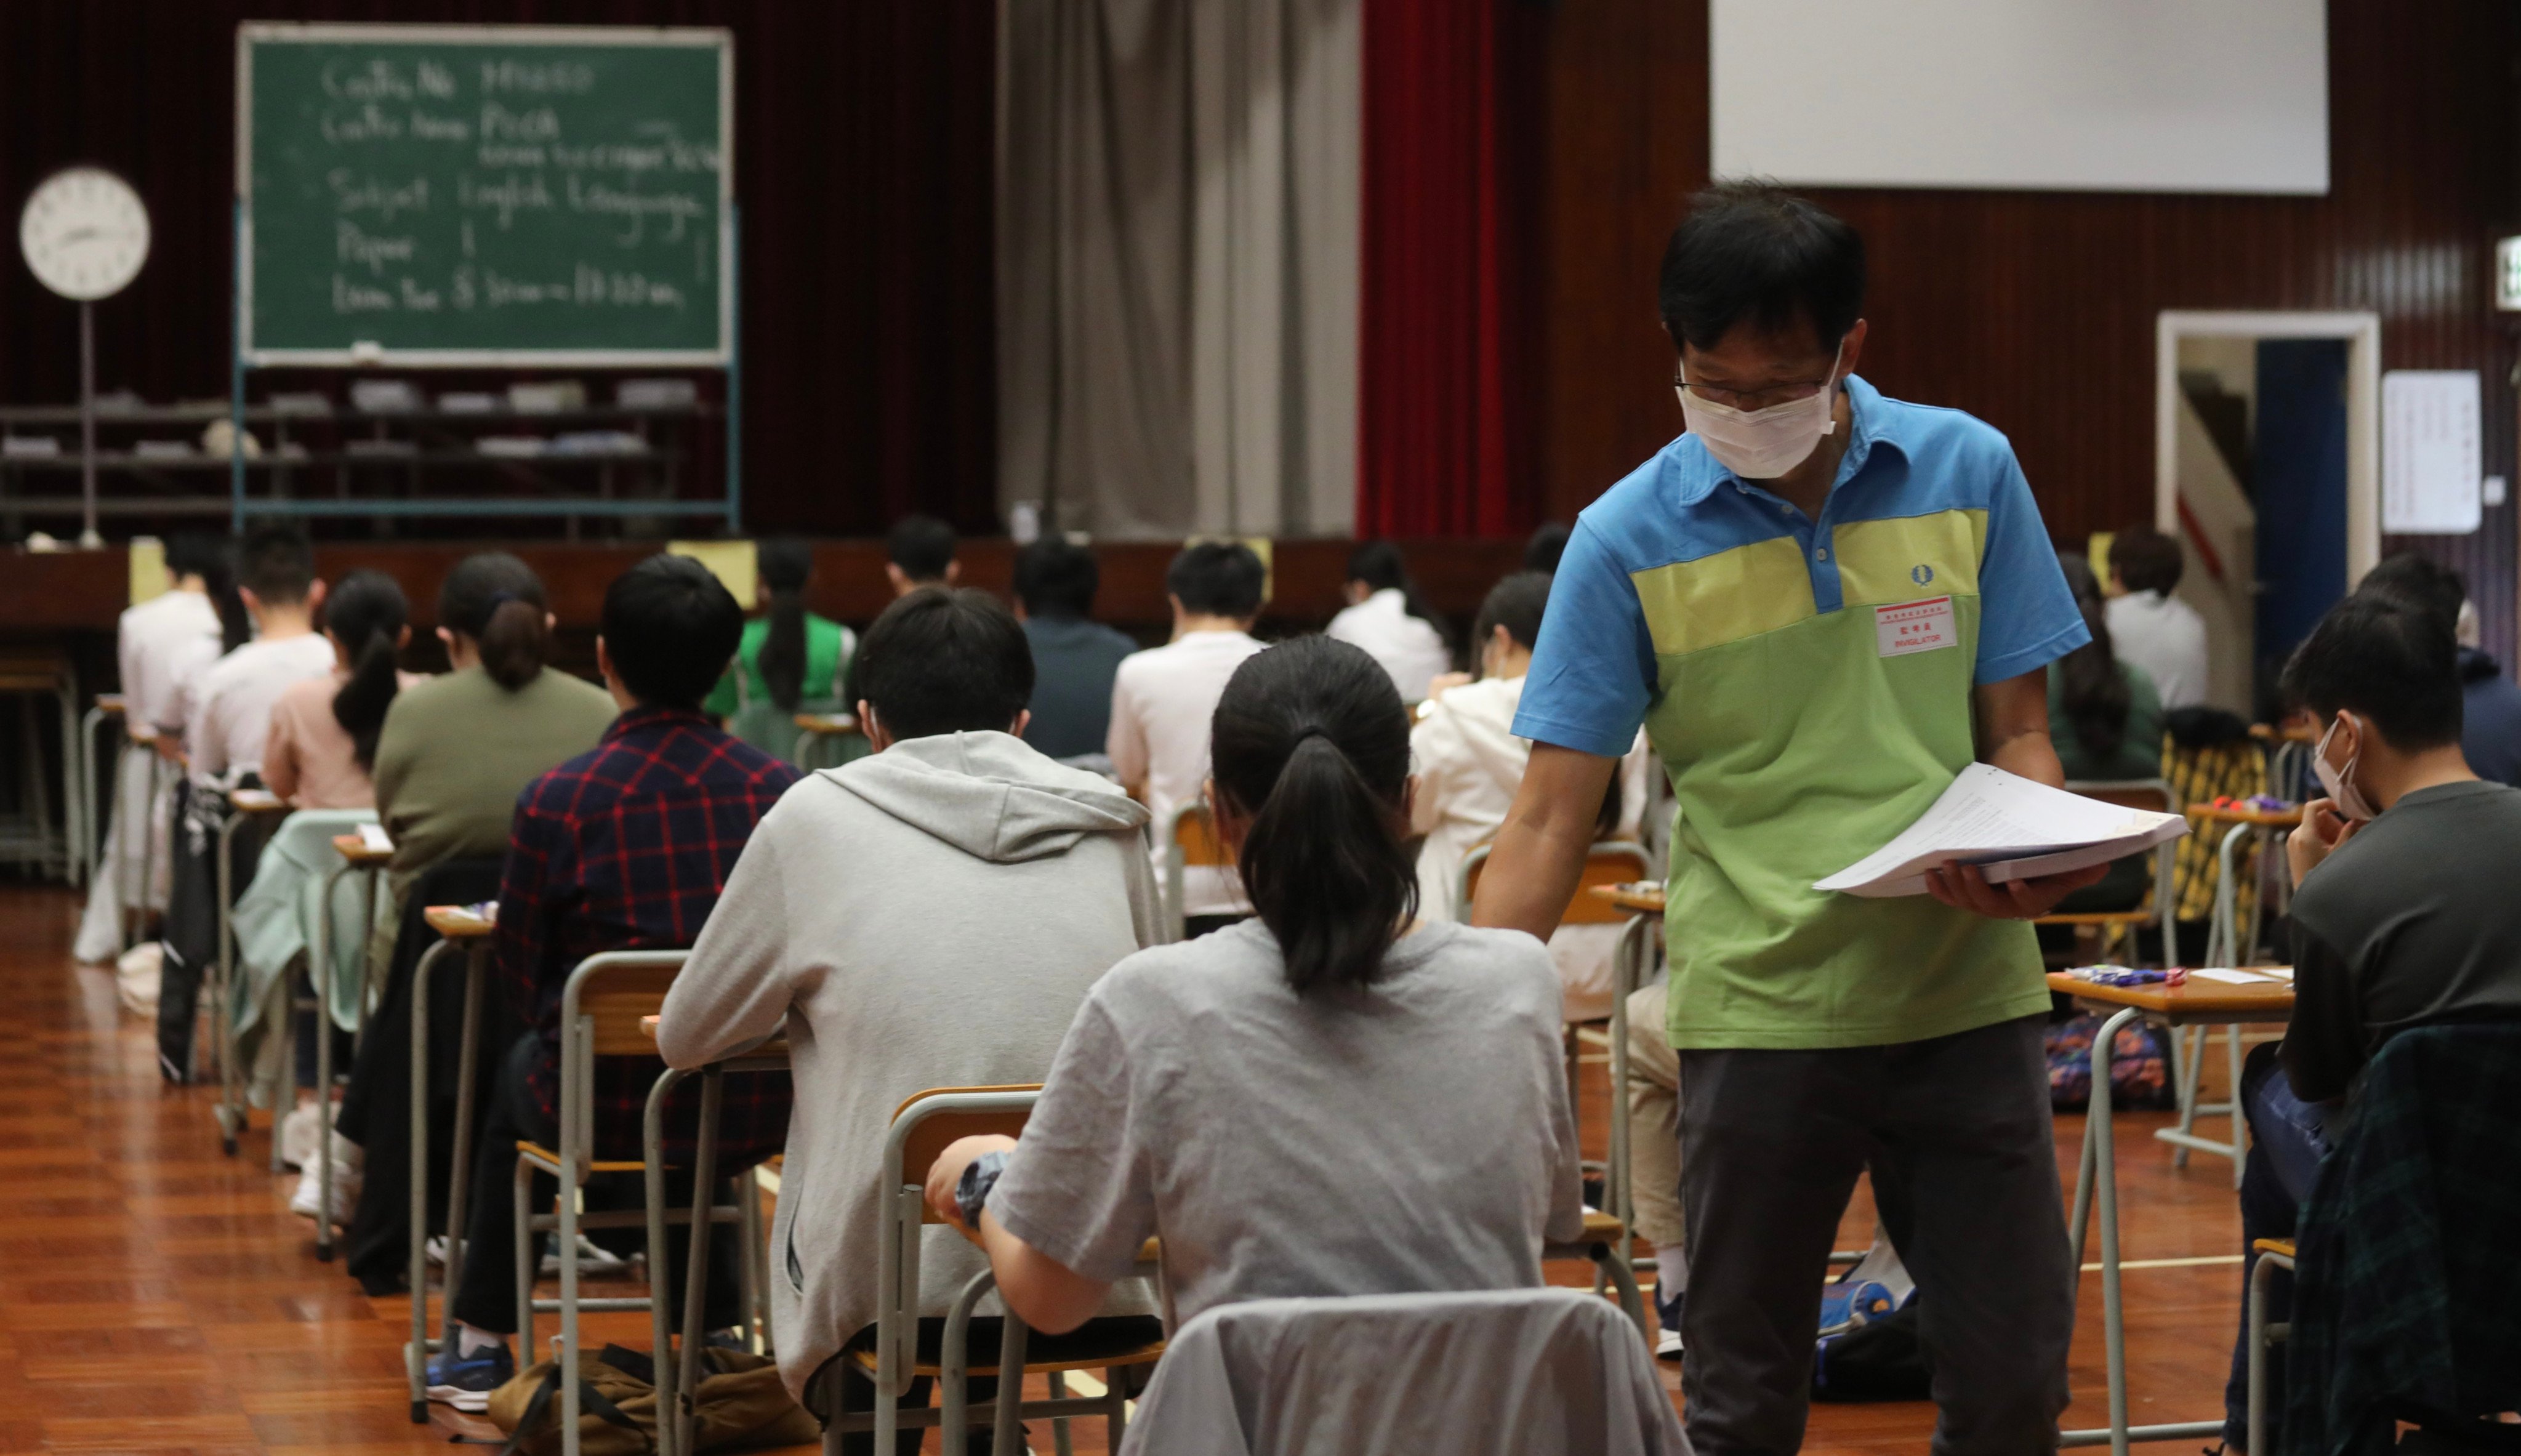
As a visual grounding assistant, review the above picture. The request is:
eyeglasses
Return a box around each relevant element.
[1673,373,1835,412]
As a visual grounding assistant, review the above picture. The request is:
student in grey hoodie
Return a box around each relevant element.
[658,587,1163,1450]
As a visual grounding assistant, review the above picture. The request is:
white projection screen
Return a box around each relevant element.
[1710,0,2328,195]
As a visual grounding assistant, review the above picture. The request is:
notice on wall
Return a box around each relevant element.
[2382,371,2482,535]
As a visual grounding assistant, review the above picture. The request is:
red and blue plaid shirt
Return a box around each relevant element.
[496,706,802,1166]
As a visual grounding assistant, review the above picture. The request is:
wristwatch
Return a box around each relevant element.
[955,1149,1010,1228]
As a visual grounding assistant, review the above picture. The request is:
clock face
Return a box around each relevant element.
[20,167,150,302]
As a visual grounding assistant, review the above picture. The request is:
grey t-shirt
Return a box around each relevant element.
[989,918,1587,1329]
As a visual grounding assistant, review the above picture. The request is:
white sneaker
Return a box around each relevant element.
[278,1101,324,1170]
[288,1165,361,1226]
[541,1233,639,1277]
[1655,1325,1683,1359]
[426,1235,449,1267]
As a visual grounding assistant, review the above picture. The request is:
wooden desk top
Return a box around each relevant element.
[794,712,859,734]
[423,904,497,938]
[2045,969,2294,1021]
[228,788,290,815]
[329,833,394,867]
[1588,882,1665,915]
[94,694,124,714]
[126,724,159,746]
[2187,802,2302,829]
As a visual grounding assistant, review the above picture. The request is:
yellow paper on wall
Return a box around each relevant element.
[2087,532,2115,593]
[128,537,169,605]
[667,540,757,604]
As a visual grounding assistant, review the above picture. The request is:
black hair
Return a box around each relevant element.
[1523,521,1571,574]
[438,552,550,691]
[2053,552,2133,764]
[1211,637,1417,996]
[325,569,410,771]
[164,532,228,584]
[887,514,958,583]
[171,533,251,653]
[601,555,744,710]
[1345,541,1452,650]
[755,537,814,712]
[2278,595,2463,752]
[1013,537,1100,620]
[856,587,1032,740]
[2356,552,2466,637]
[1166,541,1266,619]
[1659,180,1866,353]
[237,522,316,606]
[1472,570,1553,664]
[2108,527,2184,597]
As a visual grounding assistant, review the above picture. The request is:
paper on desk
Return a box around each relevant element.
[2189,967,2283,985]
[358,823,394,853]
[1814,763,2189,898]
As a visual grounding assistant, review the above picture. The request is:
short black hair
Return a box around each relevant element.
[887,515,957,582]
[2109,527,2184,597]
[856,587,1033,740]
[1165,541,1265,619]
[237,523,315,605]
[1659,180,1865,353]
[600,555,744,710]
[1523,521,1570,574]
[164,532,231,583]
[1473,571,1553,655]
[2357,552,2466,635]
[2278,595,2462,752]
[1013,538,1099,619]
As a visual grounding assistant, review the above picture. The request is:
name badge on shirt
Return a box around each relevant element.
[1875,597,1958,658]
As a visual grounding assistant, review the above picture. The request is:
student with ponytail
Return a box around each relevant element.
[262,569,422,808]
[701,537,856,761]
[922,635,1584,1337]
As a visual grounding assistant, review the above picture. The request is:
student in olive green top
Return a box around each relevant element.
[369,554,617,963]
[2046,552,2168,915]
[702,538,855,762]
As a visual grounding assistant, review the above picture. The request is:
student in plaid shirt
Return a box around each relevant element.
[430,555,802,1411]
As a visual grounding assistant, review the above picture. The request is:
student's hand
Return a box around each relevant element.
[2286,797,2359,887]
[923,1134,1019,1232]
[1923,859,2108,920]
[1423,672,1473,704]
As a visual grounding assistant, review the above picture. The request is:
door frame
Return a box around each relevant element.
[2153,309,2383,586]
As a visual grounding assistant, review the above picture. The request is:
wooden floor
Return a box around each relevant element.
[0,883,2250,1453]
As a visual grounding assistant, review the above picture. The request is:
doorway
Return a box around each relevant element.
[2153,311,2381,717]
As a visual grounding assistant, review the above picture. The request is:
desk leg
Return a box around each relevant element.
[313,861,352,1261]
[406,939,453,1423]
[2091,1005,2137,1456]
[677,1068,725,1456]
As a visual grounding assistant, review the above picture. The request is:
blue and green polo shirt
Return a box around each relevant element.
[1514,376,2089,1050]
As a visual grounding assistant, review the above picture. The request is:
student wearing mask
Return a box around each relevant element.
[659,586,1160,1442]
[368,553,616,966]
[2105,526,2209,710]
[1106,542,1269,931]
[885,514,959,597]
[426,556,801,1409]
[2355,552,2521,790]
[1473,182,2096,1454]
[925,637,1583,1346]
[262,569,420,810]
[2217,595,2521,1451]
[1326,539,1453,702]
[1012,537,1137,762]
[704,537,856,762]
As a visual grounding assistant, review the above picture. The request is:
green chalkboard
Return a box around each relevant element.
[239,24,731,364]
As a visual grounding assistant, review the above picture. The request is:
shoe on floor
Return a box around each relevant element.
[287,1164,361,1227]
[540,1233,638,1277]
[1654,1286,1684,1361]
[426,1341,514,1412]
[278,1101,323,1170]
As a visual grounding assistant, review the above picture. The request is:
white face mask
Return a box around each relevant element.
[2312,712,2379,823]
[1675,341,1846,480]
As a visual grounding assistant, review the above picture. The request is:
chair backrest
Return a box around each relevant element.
[1163,801,1237,941]
[1122,1287,1687,1455]
[1457,841,1654,926]
[557,951,690,1178]
[867,1086,1043,1398]
[885,1085,1043,1227]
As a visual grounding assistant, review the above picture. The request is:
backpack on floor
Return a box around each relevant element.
[1811,1295,1934,1403]
[488,1342,818,1456]
[2045,1012,2177,1110]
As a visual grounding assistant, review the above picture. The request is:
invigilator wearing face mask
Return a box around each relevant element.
[1469,182,2102,1451]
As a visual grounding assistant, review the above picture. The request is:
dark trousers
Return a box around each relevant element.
[447,1032,744,1337]
[2222,1041,2333,1452]
[808,1317,1162,1456]
[155,780,271,1082]
[1676,1013,2075,1456]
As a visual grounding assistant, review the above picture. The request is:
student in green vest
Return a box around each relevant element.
[704,537,856,763]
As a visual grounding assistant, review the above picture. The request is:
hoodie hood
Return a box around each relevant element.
[827,730,1150,863]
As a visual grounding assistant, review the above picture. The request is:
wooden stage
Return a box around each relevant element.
[0,883,2248,1452]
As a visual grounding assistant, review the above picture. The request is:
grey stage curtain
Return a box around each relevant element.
[998,0,1359,541]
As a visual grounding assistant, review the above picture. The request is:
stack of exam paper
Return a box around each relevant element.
[1816,764,2189,898]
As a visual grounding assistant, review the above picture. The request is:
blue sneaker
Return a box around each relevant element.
[427,1339,515,1412]
[1654,1285,1685,1361]
[1816,1279,1897,1337]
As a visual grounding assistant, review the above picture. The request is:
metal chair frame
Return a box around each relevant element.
[1160,800,1234,944]
[643,1056,783,1456]
[0,656,78,883]
[293,839,386,1258]
[403,919,496,1422]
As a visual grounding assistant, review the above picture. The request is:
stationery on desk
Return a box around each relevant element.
[356,822,393,855]
[1815,764,2189,898]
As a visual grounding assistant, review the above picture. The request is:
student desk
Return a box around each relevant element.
[2171,802,2301,1182]
[792,712,862,771]
[2048,969,2294,1455]
[404,902,498,1422]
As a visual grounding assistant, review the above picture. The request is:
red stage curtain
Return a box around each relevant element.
[1356,0,1540,539]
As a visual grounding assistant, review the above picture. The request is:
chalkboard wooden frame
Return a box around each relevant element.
[235,22,734,368]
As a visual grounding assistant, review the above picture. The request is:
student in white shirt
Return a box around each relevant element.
[1325,540,1454,702]
[2105,526,2209,710]
[1106,542,1268,930]
[1409,571,1649,1021]
[74,535,233,963]
[186,525,336,787]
